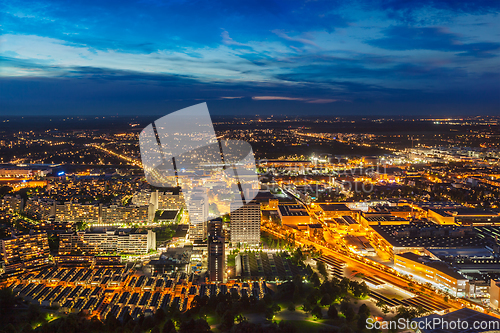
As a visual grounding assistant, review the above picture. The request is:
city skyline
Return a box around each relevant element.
[1,0,499,116]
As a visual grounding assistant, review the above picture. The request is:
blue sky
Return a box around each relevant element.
[1,0,499,116]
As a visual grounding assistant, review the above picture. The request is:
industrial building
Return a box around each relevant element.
[394,252,469,297]
[277,204,310,225]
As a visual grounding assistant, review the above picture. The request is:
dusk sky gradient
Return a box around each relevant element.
[1,0,499,116]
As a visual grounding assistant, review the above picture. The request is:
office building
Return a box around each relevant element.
[187,188,209,240]
[230,201,260,245]
[208,219,225,282]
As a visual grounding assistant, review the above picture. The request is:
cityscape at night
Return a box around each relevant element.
[1,0,500,332]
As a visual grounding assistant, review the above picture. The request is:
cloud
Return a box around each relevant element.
[221,30,250,47]
[272,30,319,48]
[368,26,500,58]
[306,99,340,103]
[1,0,499,115]
[252,96,339,103]
[252,96,307,101]
[376,0,500,24]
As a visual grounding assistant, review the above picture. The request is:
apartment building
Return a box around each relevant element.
[0,195,23,213]
[230,201,260,246]
[59,229,155,255]
[0,231,50,273]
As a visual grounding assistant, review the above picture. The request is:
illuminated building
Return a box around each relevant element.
[24,197,55,220]
[0,231,50,273]
[0,195,23,213]
[428,208,500,225]
[277,204,310,225]
[55,202,100,223]
[230,201,260,245]
[187,188,208,241]
[157,191,185,210]
[318,203,354,219]
[132,190,185,211]
[157,210,179,224]
[59,229,156,255]
[370,222,482,259]
[395,252,468,297]
[491,280,500,310]
[207,219,225,282]
[360,212,409,227]
[332,216,360,234]
[307,224,323,238]
[100,204,149,225]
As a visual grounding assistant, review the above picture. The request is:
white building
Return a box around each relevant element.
[230,201,261,246]
[187,188,209,240]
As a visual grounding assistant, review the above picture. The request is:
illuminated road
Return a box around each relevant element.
[89,144,142,167]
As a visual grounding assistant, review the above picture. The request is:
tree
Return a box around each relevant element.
[179,319,210,333]
[344,305,356,322]
[220,310,235,331]
[75,221,88,231]
[310,272,321,287]
[358,282,370,298]
[340,299,350,315]
[316,261,328,278]
[265,307,275,320]
[311,305,323,319]
[375,299,386,309]
[339,324,353,333]
[357,314,369,331]
[162,319,176,333]
[320,294,332,306]
[358,303,370,317]
[327,304,338,319]
[0,287,16,319]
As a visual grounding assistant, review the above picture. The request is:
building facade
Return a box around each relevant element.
[188,188,209,240]
[208,219,225,282]
[395,252,469,297]
[491,280,500,310]
[59,229,155,255]
[230,201,260,245]
[0,231,50,273]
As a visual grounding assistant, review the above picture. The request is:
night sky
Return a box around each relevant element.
[1,0,499,116]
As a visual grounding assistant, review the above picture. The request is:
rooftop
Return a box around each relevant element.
[158,210,178,220]
[396,252,466,280]
[319,203,351,212]
[278,205,309,217]
[371,222,485,248]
